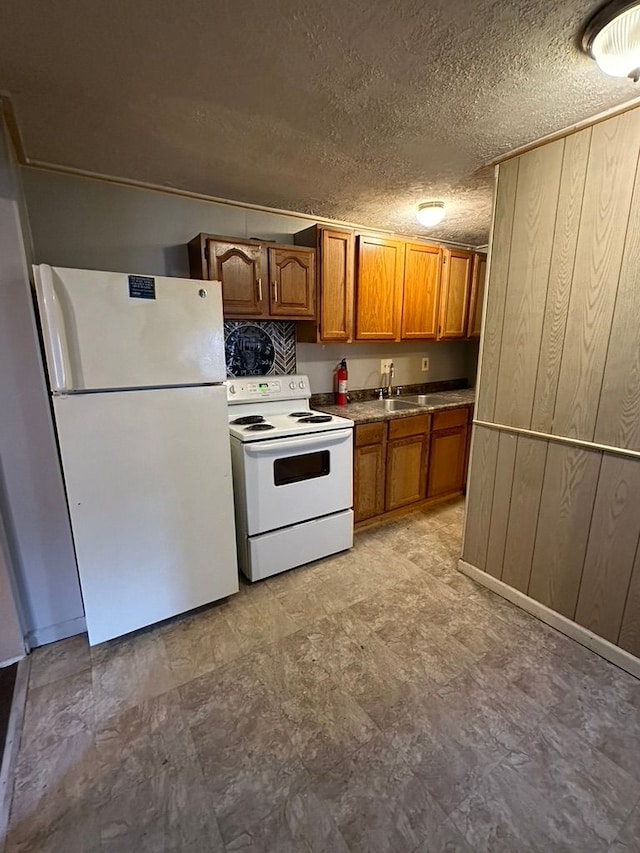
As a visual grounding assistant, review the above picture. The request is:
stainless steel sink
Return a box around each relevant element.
[397,395,432,405]
[370,398,420,411]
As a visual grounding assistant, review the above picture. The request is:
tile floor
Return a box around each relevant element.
[4,497,640,852]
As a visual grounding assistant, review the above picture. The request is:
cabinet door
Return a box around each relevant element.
[467,253,487,339]
[355,235,405,340]
[354,442,386,522]
[269,247,316,318]
[385,435,427,510]
[402,243,441,339]
[438,249,472,340]
[320,229,354,341]
[207,240,267,318]
[427,425,468,498]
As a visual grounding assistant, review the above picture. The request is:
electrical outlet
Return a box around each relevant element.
[421,357,430,372]
[380,359,393,374]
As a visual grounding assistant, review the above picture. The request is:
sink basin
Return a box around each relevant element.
[398,395,432,405]
[370,398,420,411]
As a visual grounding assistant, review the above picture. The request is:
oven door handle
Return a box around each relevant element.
[244,429,352,456]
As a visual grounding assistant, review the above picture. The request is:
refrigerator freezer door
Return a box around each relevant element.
[53,385,238,645]
[34,264,226,392]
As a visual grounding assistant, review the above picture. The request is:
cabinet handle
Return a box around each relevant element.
[256,278,263,301]
[273,280,278,302]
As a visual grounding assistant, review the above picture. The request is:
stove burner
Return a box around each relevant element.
[246,423,275,432]
[289,411,311,418]
[297,415,333,423]
[232,415,265,425]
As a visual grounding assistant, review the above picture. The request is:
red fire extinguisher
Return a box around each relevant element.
[335,358,348,406]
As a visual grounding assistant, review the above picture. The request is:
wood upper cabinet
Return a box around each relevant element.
[188,234,315,320]
[354,422,387,523]
[438,249,473,340]
[401,243,442,340]
[190,237,267,318]
[294,226,354,342]
[355,235,405,340]
[467,252,487,339]
[268,247,315,318]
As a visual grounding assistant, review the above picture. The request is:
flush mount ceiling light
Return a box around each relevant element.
[416,201,445,227]
[582,0,640,81]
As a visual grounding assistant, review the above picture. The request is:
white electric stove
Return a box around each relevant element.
[226,374,354,581]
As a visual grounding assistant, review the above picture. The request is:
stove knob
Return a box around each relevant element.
[289,381,296,390]
[228,384,236,395]
[298,380,305,389]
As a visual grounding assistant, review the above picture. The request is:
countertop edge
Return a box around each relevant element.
[315,389,476,425]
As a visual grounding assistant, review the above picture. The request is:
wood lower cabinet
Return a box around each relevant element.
[438,249,473,340]
[427,427,468,497]
[353,407,472,526]
[386,436,428,510]
[268,247,315,318]
[427,408,470,498]
[385,415,429,510]
[355,235,405,340]
[402,243,441,339]
[188,233,315,320]
[353,422,386,523]
[295,226,354,342]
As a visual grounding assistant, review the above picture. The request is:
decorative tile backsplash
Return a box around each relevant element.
[224,320,296,377]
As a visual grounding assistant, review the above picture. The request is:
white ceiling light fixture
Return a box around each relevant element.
[582,0,640,81]
[416,201,445,227]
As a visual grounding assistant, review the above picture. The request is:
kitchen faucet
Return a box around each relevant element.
[387,361,394,397]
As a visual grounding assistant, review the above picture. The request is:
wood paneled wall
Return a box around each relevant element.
[464,106,640,660]
[463,427,640,657]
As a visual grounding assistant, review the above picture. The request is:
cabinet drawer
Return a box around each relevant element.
[388,414,430,440]
[355,421,386,447]
[432,407,468,431]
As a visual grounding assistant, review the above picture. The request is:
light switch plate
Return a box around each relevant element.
[381,359,393,374]
[421,357,430,372]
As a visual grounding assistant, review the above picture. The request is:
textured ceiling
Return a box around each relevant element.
[0,0,637,244]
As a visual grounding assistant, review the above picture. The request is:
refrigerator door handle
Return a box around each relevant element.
[34,264,71,391]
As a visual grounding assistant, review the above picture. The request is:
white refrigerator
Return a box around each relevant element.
[33,264,239,646]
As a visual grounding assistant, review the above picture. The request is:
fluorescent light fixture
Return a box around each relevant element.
[416,201,445,227]
[583,0,640,81]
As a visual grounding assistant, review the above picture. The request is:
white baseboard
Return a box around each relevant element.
[458,559,640,680]
[26,615,86,648]
[0,656,23,670]
[0,656,30,853]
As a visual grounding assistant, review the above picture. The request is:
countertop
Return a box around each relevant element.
[316,388,476,425]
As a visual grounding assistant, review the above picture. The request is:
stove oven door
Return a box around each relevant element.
[241,428,353,534]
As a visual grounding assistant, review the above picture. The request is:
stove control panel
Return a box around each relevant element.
[226,374,309,403]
